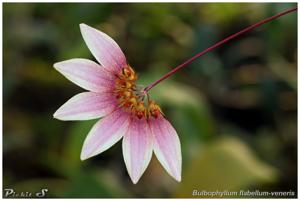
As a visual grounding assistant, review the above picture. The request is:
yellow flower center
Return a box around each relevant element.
[114,65,162,119]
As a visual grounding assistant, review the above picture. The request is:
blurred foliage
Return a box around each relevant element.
[3,3,297,198]
[175,137,278,198]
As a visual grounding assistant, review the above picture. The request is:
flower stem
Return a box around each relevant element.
[144,7,297,93]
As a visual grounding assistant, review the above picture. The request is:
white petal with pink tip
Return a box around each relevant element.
[81,109,130,160]
[54,59,115,92]
[123,118,153,184]
[53,92,117,121]
[149,117,182,182]
[80,23,127,73]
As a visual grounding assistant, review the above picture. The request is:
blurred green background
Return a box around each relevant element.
[3,3,297,198]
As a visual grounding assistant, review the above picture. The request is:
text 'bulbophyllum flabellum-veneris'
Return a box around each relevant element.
[53,24,181,184]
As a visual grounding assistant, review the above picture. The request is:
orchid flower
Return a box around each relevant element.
[53,24,181,184]
[53,7,296,184]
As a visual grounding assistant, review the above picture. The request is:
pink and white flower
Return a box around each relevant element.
[53,24,181,184]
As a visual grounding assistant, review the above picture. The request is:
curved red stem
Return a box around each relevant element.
[144,7,297,93]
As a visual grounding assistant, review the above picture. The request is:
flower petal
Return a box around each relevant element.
[54,58,115,92]
[81,109,130,160]
[149,117,182,182]
[122,118,153,184]
[53,92,117,121]
[80,23,127,73]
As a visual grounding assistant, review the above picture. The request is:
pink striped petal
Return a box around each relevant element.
[149,117,182,182]
[54,59,115,92]
[53,92,117,121]
[80,23,127,74]
[122,118,153,184]
[81,109,130,160]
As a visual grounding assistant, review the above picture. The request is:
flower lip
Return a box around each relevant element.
[113,65,163,120]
